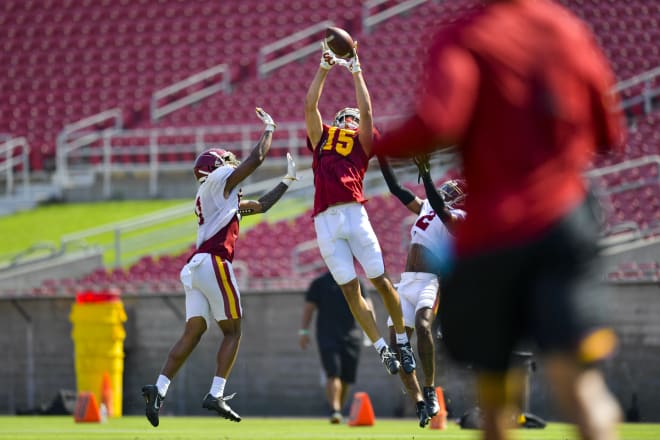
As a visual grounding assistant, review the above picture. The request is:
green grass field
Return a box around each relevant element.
[0,200,187,254]
[0,416,658,440]
[0,198,309,267]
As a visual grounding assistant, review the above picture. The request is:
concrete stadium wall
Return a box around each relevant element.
[1,281,659,422]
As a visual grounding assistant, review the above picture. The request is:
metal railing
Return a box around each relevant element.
[586,155,660,194]
[258,21,334,77]
[60,202,195,268]
[151,63,231,121]
[0,242,59,271]
[54,108,123,188]
[58,121,310,198]
[0,137,30,197]
[585,155,660,240]
[363,0,428,33]
[612,66,660,114]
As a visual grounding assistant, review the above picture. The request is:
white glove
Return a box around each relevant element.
[255,107,276,132]
[319,41,340,71]
[282,152,298,186]
[335,42,361,74]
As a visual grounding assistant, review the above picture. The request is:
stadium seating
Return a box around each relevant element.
[1,0,658,171]
[607,261,660,282]
[1,0,658,296]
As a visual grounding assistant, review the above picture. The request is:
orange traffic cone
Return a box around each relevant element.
[430,386,448,430]
[101,372,114,418]
[348,392,375,426]
[74,391,104,423]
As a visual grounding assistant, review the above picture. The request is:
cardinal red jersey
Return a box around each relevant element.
[373,0,625,255]
[307,124,371,217]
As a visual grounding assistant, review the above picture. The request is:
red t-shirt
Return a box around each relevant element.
[307,124,371,216]
[373,0,625,255]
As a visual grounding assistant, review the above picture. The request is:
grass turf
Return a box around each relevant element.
[0,198,309,267]
[0,416,658,440]
[0,200,188,258]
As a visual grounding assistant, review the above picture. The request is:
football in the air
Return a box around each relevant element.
[325,26,355,59]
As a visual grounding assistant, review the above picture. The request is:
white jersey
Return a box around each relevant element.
[410,199,466,260]
[386,201,466,327]
[194,166,240,249]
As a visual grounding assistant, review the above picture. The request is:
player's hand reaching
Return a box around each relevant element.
[320,41,340,70]
[255,107,276,132]
[413,154,431,182]
[282,152,298,186]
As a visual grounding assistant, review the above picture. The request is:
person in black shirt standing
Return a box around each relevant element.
[299,271,372,424]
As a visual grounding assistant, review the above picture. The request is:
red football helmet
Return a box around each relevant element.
[333,107,360,130]
[439,179,468,209]
[193,148,239,183]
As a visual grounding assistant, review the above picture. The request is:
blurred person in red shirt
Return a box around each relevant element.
[373,1,626,439]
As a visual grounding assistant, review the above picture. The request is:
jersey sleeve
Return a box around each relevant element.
[373,29,480,158]
[415,32,480,144]
[584,33,626,153]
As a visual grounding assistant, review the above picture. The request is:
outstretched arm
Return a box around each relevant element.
[225,108,276,196]
[377,155,421,214]
[414,155,460,230]
[337,43,374,156]
[305,42,340,148]
[238,153,298,216]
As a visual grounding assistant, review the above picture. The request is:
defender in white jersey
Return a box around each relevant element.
[142,108,298,427]
[378,155,466,427]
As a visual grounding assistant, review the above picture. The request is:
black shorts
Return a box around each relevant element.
[439,195,612,372]
[319,339,361,383]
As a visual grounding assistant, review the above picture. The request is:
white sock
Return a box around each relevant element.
[209,376,226,398]
[373,338,387,353]
[396,332,409,345]
[156,374,170,397]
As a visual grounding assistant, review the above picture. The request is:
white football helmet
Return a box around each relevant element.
[333,107,360,130]
[439,179,468,209]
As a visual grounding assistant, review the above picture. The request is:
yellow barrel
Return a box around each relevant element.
[69,290,126,417]
[71,325,126,342]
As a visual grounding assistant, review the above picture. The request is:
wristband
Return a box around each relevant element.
[264,124,275,133]
[298,329,309,336]
[281,177,294,187]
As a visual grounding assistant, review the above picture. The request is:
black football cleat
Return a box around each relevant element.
[329,410,343,424]
[398,342,417,374]
[142,384,164,427]
[423,386,440,417]
[416,400,431,428]
[202,393,241,422]
[379,346,401,375]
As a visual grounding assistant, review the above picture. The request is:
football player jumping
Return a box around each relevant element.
[142,108,297,427]
[378,154,466,427]
[304,40,416,379]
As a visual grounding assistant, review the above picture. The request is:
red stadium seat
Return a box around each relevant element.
[1,0,657,295]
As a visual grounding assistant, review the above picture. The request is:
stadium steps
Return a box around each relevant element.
[0,182,62,217]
